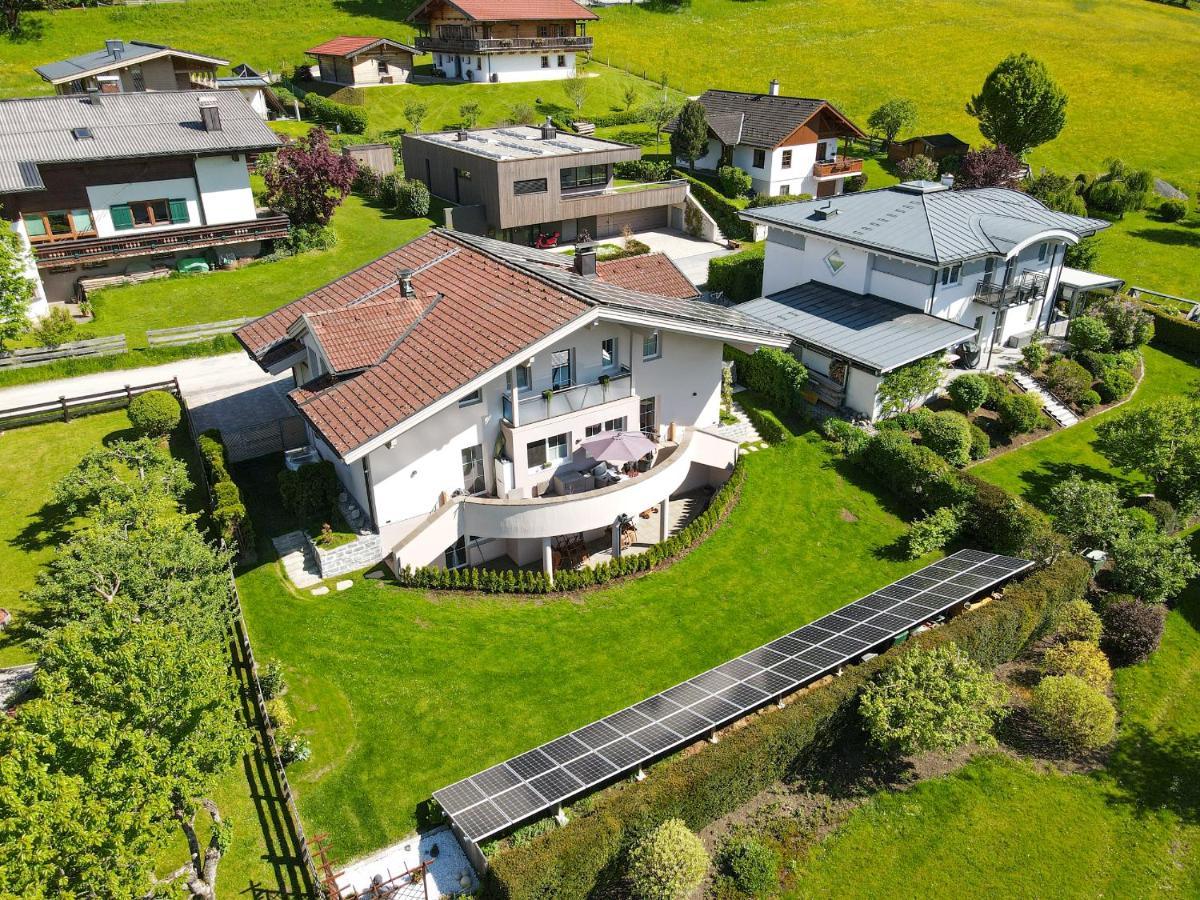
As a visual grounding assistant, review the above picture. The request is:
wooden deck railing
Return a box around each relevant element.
[812,156,864,178]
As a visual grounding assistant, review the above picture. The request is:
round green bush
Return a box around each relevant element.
[979,374,1010,410]
[1159,198,1187,222]
[1044,357,1093,405]
[1079,389,1101,411]
[717,836,779,897]
[917,410,972,467]
[997,392,1043,434]
[126,390,181,437]
[1067,315,1113,353]
[627,819,710,900]
[1052,599,1103,644]
[1041,640,1112,690]
[1100,595,1167,666]
[1021,342,1048,373]
[1143,498,1178,533]
[1030,675,1116,753]
[968,422,991,460]
[947,373,988,414]
[1097,368,1135,402]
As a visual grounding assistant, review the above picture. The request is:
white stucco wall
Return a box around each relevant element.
[194,155,257,225]
[762,232,873,296]
[87,177,201,237]
[9,218,49,319]
[436,51,577,83]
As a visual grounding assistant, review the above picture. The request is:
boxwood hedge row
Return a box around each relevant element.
[1139,303,1200,356]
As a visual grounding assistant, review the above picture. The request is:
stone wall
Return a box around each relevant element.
[311,532,385,579]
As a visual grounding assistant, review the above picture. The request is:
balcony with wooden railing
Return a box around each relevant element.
[32,214,290,268]
[812,156,864,179]
[416,34,593,54]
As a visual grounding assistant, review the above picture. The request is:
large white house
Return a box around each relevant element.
[408,0,597,84]
[237,229,788,579]
[668,84,866,198]
[737,180,1115,418]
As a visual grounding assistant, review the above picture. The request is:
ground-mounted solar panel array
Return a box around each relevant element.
[434,549,1033,843]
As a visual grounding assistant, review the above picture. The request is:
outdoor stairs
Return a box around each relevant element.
[713,393,763,445]
[271,530,322,589]
[1011,371,1080,428]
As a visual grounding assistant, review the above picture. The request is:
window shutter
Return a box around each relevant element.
[110,204,134,231]
[168,198,190,224]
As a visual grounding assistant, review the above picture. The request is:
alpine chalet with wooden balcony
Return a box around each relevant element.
[0,90,286,313]
[408,0,597,83]
[669,82,866,199]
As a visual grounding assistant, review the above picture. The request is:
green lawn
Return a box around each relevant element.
[786,557,1200,899]
[236,429,930,865]
[1093,209,1200,301]
[593,0,1200,189]
[972,344,1200,508]
[0,410,135,666]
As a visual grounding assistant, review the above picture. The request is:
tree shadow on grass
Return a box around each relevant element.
[1126,227,1200,250]
[1016,460,1123,510]
[329,0,414,24]
[1107,724,1200,824]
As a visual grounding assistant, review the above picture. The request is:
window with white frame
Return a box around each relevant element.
[642,331,661,360]
[512,363,531,391]
[462,444,486,494]
[600,337,617,369]
[940,264,962,286]
[527,432,569,468]
[550,349,573,389]
[781,149,792,169]
[458,387,482,407]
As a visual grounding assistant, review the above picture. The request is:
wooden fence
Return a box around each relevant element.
[0,378,179,430]
[146,317,256,347]
[0,334,126,369]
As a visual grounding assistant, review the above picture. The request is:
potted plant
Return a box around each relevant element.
[542,388,554,403]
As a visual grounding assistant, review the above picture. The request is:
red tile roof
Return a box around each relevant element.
[305,36,415,57]
[304,297,426,373]
[597,253,699,300]
[410,0,598,22]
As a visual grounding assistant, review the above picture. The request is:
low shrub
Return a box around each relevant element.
[746,191,812,208]
[197,430,229,482]
[278,460,339,520]
[278,731,312,766]
[860,430,971,514]
[260,658,286,699]
[1067,315,1113,353]
[353,164,384,201]
[1094,296,1154,349]
[674,169,752,240]
[1051,599,1103,644]
[1143,498,1178,533]
[957,473,1064,560]
[904,504,965,559]
[1159,198,1188,222]
[716,836,779,897]
[396,178,431,217]
[717,164,752,198]
[1041,640,1112,690]
[707,243,765,302]
[1079,390,1101,411]
[28,307,78,349]
[822,417,869,455]
[1141,302,1200,355]
[742,404,788,444]
[264,696,295,732]
[379,171,403,208]
[1109,528,1200,603]
[1021,342,1048,373]
[282,223,337,254]
[1097,369,1135,403]
[997,392,1044,434]
[615,159,672,182]
[948,373,989,414]
[1100,595,1167,665]
[127,390,181,437]
[626,819,710,900]
[1030,675,1116,753]
[968,423,991,460]
[303,91,368,134]
[1044,358,1093,405]
[917,410,973,467]
[979,373,1011,410]
[591,108,652,128]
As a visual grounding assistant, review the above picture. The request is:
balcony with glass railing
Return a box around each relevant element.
[502,367,633,427]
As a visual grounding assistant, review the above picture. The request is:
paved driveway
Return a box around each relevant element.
[629,228,736,289]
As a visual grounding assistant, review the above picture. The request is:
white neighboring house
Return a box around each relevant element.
[0,90,286,312]
[236,228,789,580]
[668,83,866,198]
[737,180,1117,419]
[409,0,597,84]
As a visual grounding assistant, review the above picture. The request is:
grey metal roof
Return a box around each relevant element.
[742,183,1111,266]
[739,282,976,373]
[0,91,280,194]
[35,40,227,84]
[667,89,861,149]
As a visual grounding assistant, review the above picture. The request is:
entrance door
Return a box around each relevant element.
[816,179,837,198]
[639,397,657,437]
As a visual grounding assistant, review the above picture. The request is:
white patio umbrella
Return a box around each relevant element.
[579,430,656,463]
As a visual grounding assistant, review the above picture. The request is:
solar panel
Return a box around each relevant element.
[434,550,1032,842]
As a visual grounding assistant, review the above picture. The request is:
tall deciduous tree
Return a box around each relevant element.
[867,98,917,144]
[878,354,947,415]
[262,127,358,227]
[966,53,1067,156]
[1096,398,1200,513]
[402,99,429,133]
[954,144,1021,189]
[644,95,682,148]
[670,99,709,171]
[52,437,190,520]
[0,229,33,352]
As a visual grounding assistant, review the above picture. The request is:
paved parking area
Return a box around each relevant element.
[629,228,736,288]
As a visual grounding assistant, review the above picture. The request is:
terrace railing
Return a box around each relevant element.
[812,156,864,178]
[502,367,633,427]
[974,271,1050,309]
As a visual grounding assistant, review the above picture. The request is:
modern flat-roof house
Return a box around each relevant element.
[402,123,691,244]
[408,0,598,83]
[668,83,866,199]
[0,90,287,312]
[738,181,1112,419]
[303,36,418,86]
[236,228,787,579]
[887,133,970,166]
[35,39,227,95]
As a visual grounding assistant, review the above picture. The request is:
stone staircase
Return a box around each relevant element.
[713,394,764,445]
[1011,371,1080,427]
[271,531,321,589]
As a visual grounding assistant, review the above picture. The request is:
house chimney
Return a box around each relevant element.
[940,173,955,189]
[86,88,102,106]
[396,267,415,297]
[456,129,469,142]
[199,99,222,132]
[540,116,556,140]
[768,79,780,96]
[105,39,125,59]
[574,241,596,277]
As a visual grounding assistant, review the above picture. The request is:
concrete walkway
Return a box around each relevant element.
[628,227,735,288]
[0,351,295,435]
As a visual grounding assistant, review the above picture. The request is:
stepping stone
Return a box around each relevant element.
[311,586,329,596]
[744,445,757,452]
[336,579,353,591]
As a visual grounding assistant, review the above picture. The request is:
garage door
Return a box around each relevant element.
[597,205,669,238]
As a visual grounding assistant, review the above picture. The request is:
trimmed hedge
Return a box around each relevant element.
[1140,303,1200,355]
[724,346,808,413]
[707,243,765,302]
[196,429,255,553]
[396,463,745,593]
[303,91,368,134]
[674,170,752,240]
[482,554,1088,898]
